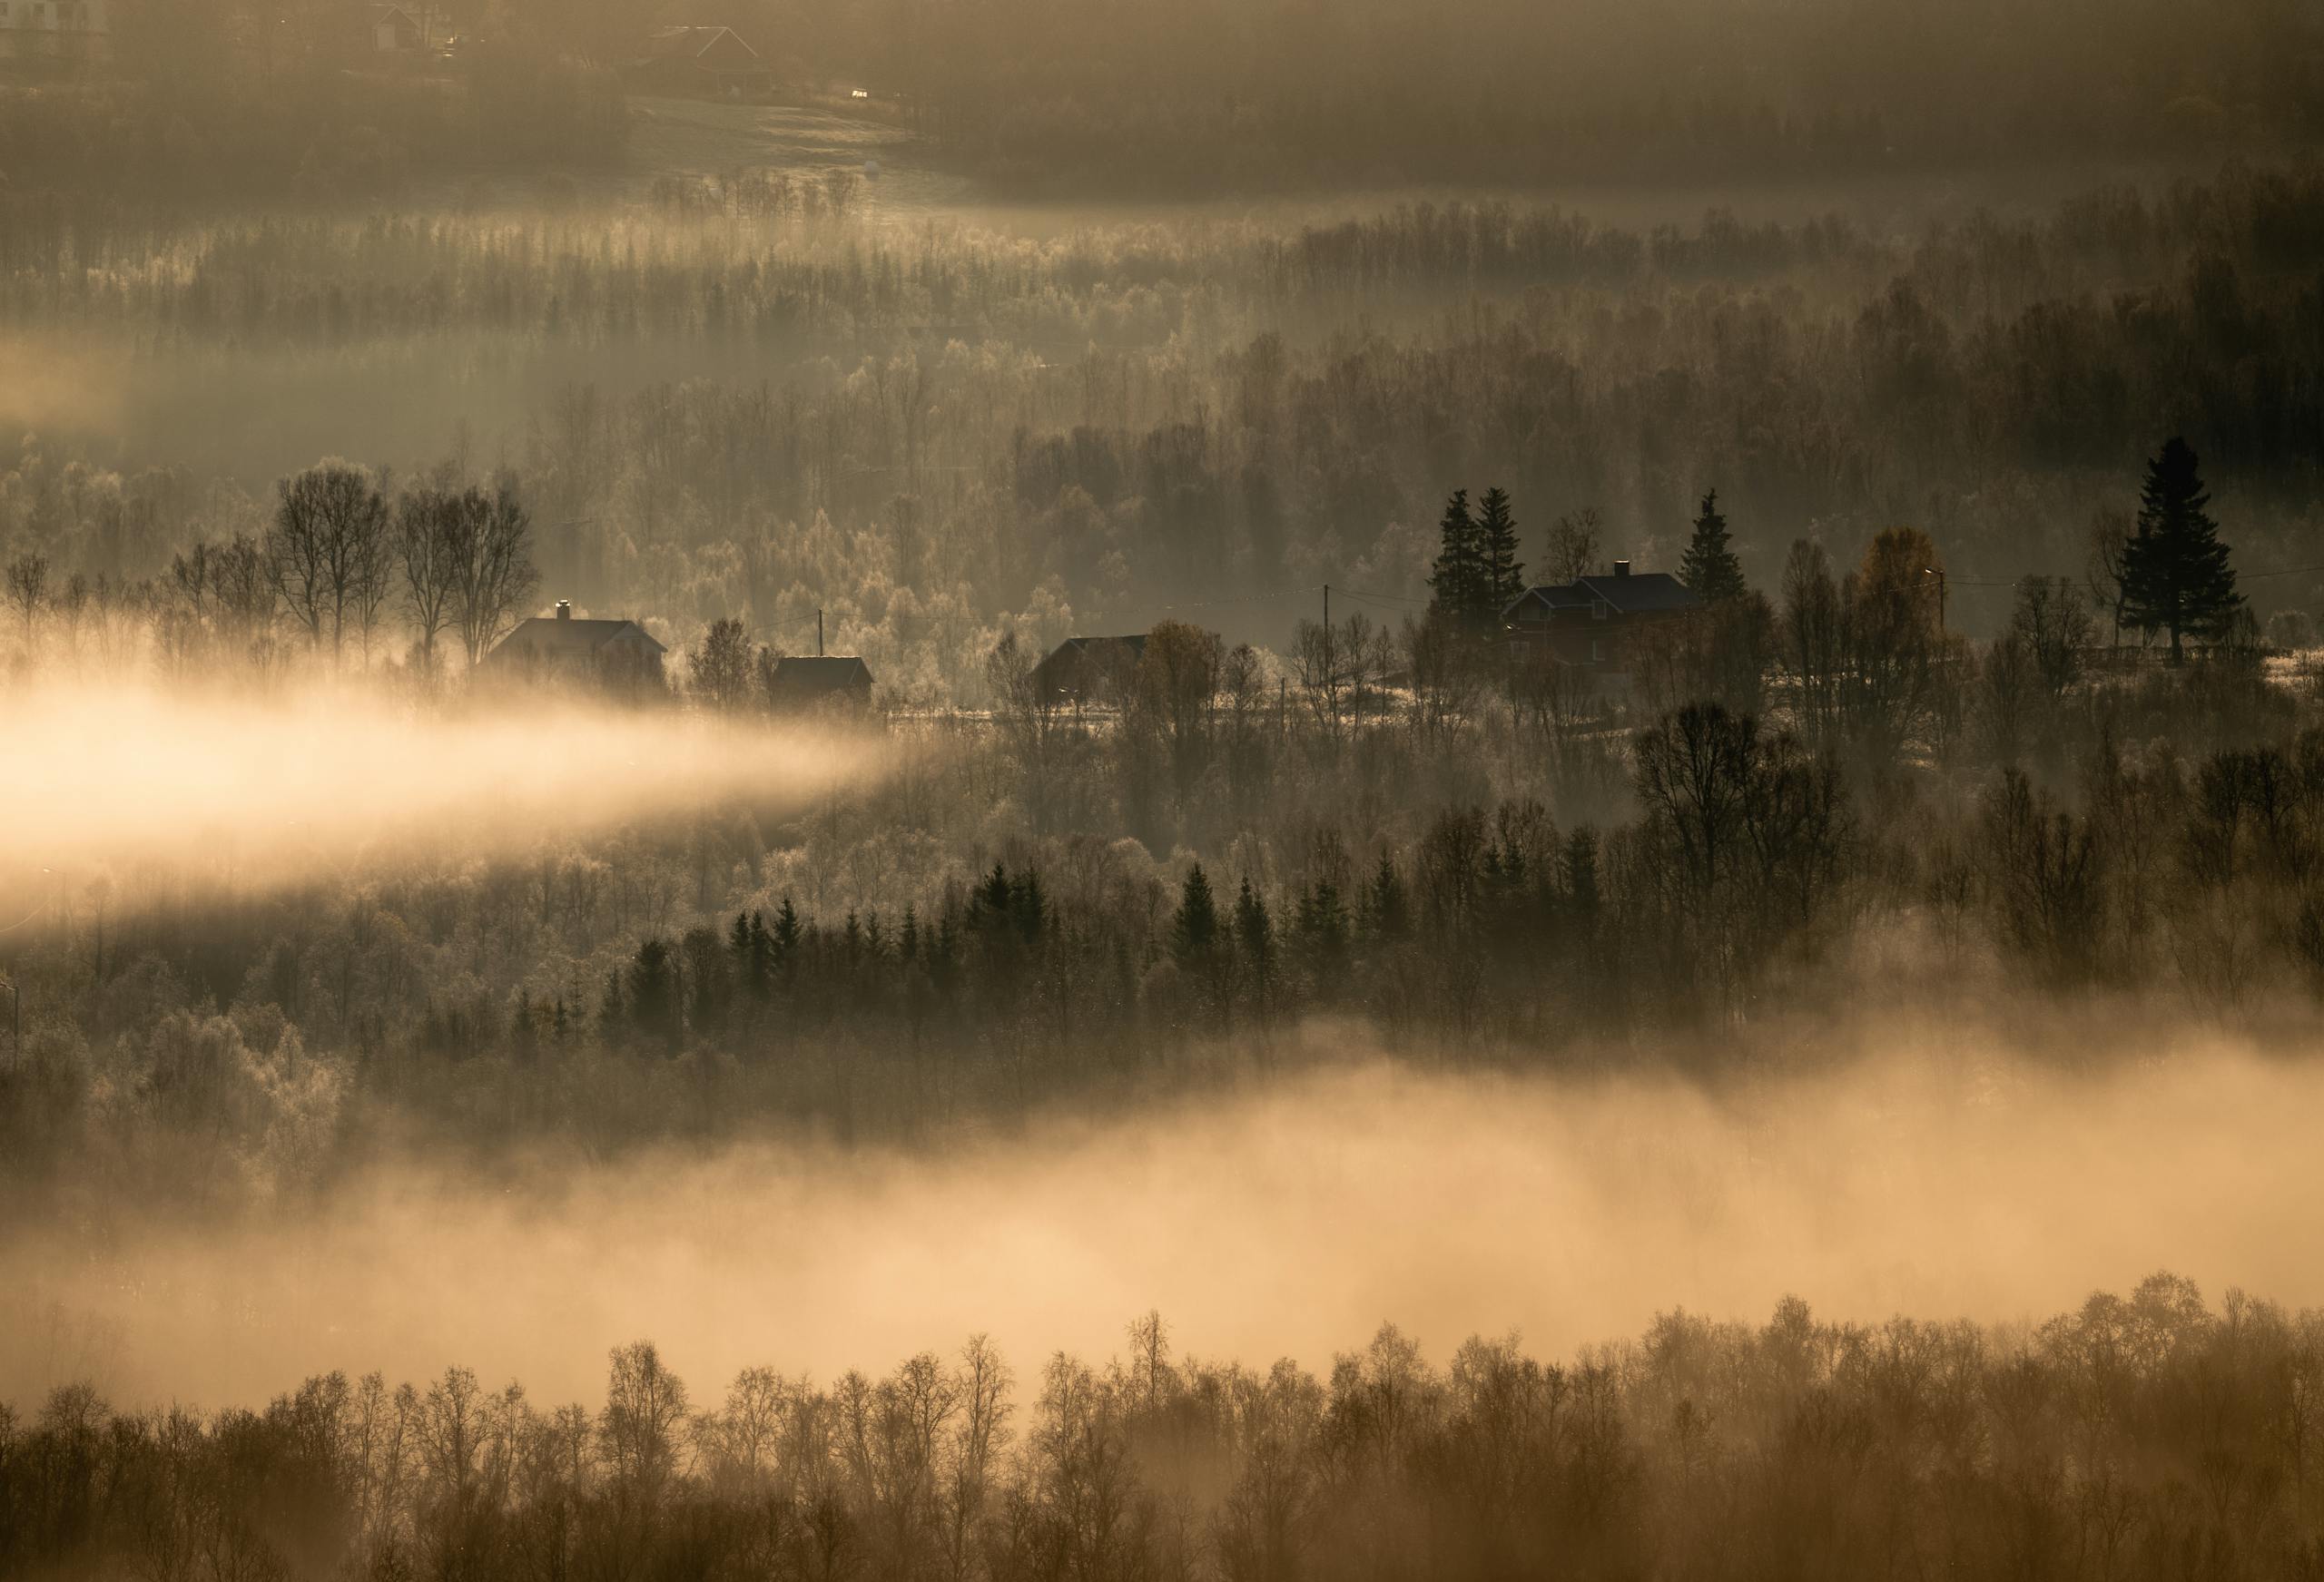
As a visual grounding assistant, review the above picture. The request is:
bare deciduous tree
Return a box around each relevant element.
[455,479,542,668]
[267,461,390,664]
[5,552,49,645]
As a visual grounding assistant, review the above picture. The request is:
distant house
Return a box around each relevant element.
[1029,635,1147,706]
[369,4,424,52]
[0,0,112,66]
[481,602,667,690]
[1503,561,1702,667]
[767,654,874,713]
[626,25,769,96]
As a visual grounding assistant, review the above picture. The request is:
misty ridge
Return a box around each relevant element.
[6,1,2324,1577]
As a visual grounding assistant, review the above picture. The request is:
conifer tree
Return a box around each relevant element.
[1474,486,1526,624]
[1361,853,1410,939]
[1295,877,1351,992]
[627,938,678,1040]
[1428,489,1484,624]
[2122,437,2241,663]
[1234,877,1275,1014]
[1679,488,1747,604]
[1170,862,1220,967]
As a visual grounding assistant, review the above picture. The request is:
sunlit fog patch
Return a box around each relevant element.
[0,681,876,887]
[12,1041,2320,1410]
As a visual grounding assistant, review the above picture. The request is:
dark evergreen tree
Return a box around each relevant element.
[1295,877,1351,994]
[771,896,803,966]
[1427,489,1484,624]
[1170,862,1220,967]
[1475,486,1526,624]
[975,863,1013,919]
[1234,877,1275,1014]
[1679,488,1747,604]
[1010,869,1048,940]
[1361,853,1410,939]
[627,937,678,1041]
[2122,437,2241,663]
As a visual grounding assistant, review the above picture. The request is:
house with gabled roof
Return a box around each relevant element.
[1029,634,1147,706]
[481,602,667,690]
[627,25,768,95]
[1503,560,1702,667]
[767,654,874,713]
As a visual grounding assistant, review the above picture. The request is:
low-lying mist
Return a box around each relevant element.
[0,680,875,890]
[10,1030,2316,1410]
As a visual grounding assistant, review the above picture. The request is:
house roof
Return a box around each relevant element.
[771,655,874,691]
[642,25,759,62]
[1040,634,1148,663]
[1506,585,1594,616]
[487,615,667,663]
[1578,572,1700,614]
[1505,573,1700,620]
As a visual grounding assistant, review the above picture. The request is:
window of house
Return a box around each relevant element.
[1593,598,1610,620]
[1590,639,1604,663]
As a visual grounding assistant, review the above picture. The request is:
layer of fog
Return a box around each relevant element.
[0,681,872,890]
[9,1034,2318,1410]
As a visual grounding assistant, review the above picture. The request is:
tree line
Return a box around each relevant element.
[4,457,540,677]
[7,1274,2320,1582]
[4,165,2321,684]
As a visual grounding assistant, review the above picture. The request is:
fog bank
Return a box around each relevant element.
[0,682,872,889]
[8,1037,2314,1410]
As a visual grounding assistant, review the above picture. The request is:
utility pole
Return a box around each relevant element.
[817,608,825,656]
[1924,566,1946,632]
[1322,584,1333,732]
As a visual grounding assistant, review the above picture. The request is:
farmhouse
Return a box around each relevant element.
[1502,561,1701,667]
[767,654,874,713]
[1029,634,1147,706]
[627,25,769,96]
[481,602,666,689]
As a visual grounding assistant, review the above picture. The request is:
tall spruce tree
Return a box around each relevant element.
[1679,488,1747,604]
[1474,486,1526,625]
[1428,489,1484,624]
[2122,437,2240,663]
[1170,862,1220,967]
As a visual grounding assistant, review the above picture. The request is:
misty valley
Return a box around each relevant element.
[5,0,2324,1577]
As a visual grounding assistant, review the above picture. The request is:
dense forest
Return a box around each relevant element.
[4,162,2322,677]
[9,1276,2324,1582]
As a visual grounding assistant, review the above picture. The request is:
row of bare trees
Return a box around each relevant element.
[147,460,542,673]
[8,1276,2319,1582]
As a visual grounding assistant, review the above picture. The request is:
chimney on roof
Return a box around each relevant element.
[1614,559,1631,578]
[556,600,572,620]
